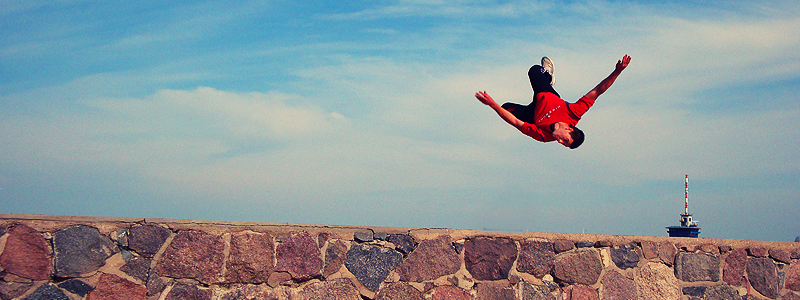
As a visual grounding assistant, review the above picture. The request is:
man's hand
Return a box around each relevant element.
[475,91,498,107]
[615,55,631,72]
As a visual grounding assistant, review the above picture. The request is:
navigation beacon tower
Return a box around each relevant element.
[666,175,701,238]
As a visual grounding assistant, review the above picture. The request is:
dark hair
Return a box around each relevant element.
[569,126,585,149]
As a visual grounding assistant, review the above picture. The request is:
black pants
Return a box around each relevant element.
[501,65,560,123]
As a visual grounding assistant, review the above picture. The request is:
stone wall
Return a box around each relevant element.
[1,213,799,300]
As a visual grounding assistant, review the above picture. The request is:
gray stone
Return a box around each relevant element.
[601,270,636,300]
[674,252,720,282]
[746,257,779,299]
[517,239,555,278]
[594,240,613,248]
[387,234,416,255]
[375,282,424,300]
[703,285,740,300]
[163,283,212,300]
[520,282,558,300]
[464,237,517,281]
[610,243,640,270]
[723,248,747,286]
[21,284,70,300]
[796,236,800,243]
[0,225,6,236]
[126,224,171,258]
[297,278,361,300]
[552,249,603,285]
[53,225,118,278]
[354,230,374,243]
[345,244,403,291]
[396,235,460,282]
[154,230,225,285]
[86,273,147,300]
[323,240,348,278]
[226,231,274,284]
[575,241,594,248]
[374,232,388,241]
[57,279,93,297]
[274,231,323,281]
[683,286,706,297]
[146,272,167,296]
[120,256,151,282]
[0,224,52,280]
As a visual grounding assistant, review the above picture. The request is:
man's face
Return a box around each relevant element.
[552,127,574,147]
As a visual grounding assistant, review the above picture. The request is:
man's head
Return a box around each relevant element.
[552,125,585,149]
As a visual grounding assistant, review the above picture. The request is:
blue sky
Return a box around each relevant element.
[1,0,798,241]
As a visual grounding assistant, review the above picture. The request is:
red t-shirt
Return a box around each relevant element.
[519,92,595,142]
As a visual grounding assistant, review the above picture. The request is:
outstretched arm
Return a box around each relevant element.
[584,55,631,101]
[475,91,524,129]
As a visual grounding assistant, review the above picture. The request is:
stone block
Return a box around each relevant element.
[431,285,472,300]
[475,283,515,300]
[20,284,70,300]
[563,285,598,300]
[375,282,424,300]
[354,230,374,243]
[464,237,517,281]
[86,273,147,300]
[154,230,225,285]
[297,278,361,300]
[723,248,747,286]
[0,280,34,300]
[786,260,800,291]
[746,257,779,299]
[768,249,791,264]
[396,235,460,282]
[553,239,575,253]
[323,240,348,278]
[226,231,274,284]
[163,283,212,300]
[553,249,602,285]
[126,224,171,258]
[601,270,636,300]
[634,262,681,300]
[53,225,118,278]
[674,252,720,282]
[387,234,416,255]
[120,256,151,282]
[516,239,555,278]
[520,282,558,300]
[747,247,768,258]
[345,244,402,291]
[57,279,93,297]
[610,243,640,270]
[0,225,52,281]
[274,231,323,282]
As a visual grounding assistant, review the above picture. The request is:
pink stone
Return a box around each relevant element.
[396,235,460,282]
[723,248,747,286]
[431,285,472,300]
[297,278,361,300]
[274,231,323,281]
[86,274,147,300]
[375,282,424,300]
[0,224,52,280]
[154,230,225,285]
[225,231,275,284]
[785,260,800,292]
[563,285,599,300]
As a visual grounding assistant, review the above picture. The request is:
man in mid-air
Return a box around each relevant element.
[475,55,631,149]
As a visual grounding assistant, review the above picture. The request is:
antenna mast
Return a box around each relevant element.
[685,174,689,214]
